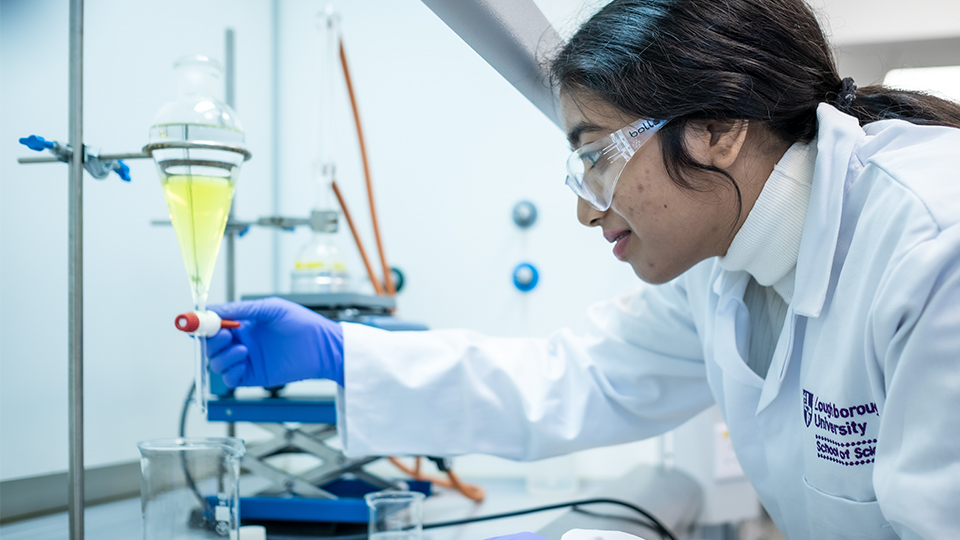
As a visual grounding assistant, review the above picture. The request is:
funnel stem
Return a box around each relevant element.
[195,334,209,415]
[195,297,209,415]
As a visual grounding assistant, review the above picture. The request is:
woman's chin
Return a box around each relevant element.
[630,257,683,285]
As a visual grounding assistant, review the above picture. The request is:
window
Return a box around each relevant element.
[883,65,960,103]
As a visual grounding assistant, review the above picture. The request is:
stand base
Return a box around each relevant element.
[241,479,432,524]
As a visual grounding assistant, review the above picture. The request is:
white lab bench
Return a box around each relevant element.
[0,465,700,540]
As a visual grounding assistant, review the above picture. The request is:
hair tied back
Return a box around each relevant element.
[835,77,858,113]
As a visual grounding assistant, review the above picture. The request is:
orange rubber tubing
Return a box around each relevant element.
[332,180,385,296]
[339,40,396,296]
[388,457,485,503]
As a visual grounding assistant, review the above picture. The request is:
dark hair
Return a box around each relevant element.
[549,0,960,213]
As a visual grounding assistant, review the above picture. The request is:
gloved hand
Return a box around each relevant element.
[207,297,344,388]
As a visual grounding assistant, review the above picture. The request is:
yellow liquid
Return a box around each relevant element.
[162,174,235,307]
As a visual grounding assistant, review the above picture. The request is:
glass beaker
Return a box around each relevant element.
[138,437,245,540]
[364,491,425,540]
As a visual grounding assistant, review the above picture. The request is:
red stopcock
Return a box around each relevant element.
[174,310,240,337]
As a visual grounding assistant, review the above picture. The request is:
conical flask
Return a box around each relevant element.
[146,55,251,414]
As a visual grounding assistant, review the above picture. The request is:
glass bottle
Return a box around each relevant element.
[291,210,352,293]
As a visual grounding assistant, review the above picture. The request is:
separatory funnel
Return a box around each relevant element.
[145,54,251,413]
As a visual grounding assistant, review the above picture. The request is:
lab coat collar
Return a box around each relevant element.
[706,106,865,414]
[791,104,865,318]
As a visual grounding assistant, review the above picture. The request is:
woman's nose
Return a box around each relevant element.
[577,197,605,227]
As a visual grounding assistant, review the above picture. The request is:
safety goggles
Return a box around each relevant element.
[565,117,668,211]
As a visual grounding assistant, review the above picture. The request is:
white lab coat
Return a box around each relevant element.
[335,104,960,540]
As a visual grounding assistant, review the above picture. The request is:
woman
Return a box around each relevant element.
[208,0,960,537]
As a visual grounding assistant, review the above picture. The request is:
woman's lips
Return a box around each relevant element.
[609,230,631,260]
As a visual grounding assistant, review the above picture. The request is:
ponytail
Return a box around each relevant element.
[841,83,960,128]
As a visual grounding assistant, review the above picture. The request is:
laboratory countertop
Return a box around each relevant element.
[0,473,691,540]
[0,478,592,540]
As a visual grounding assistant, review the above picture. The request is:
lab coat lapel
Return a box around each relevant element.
[793,105,865,318]
[757,311,801,412]
[756,105,866,412]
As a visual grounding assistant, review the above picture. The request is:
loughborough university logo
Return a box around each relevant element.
[803,389,814,427]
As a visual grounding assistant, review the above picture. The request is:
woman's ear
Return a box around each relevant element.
[684,120,749,170]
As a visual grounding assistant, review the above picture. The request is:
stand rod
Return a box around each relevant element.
[17,151,150,164]
[225,27,238,439]
[67,0,85,538]
[225,28,237,305]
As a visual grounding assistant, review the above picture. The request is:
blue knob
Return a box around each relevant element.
[19,135,54,151]
[513,263,539,292]
[512,201,538,228]
[114,160,131,181]
[391,266,406,293]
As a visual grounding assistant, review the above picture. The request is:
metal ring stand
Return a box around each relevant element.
[142,140,253,162]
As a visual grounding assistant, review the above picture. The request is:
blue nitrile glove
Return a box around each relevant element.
[207,297,344,388]
[485,534,549,540]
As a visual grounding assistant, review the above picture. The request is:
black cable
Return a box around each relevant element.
[275,498,677,540]
[179,382,193,438]
[422,498,677,540]
[569,506,662,538]
[178,382,218,530]
[266,534,366,540]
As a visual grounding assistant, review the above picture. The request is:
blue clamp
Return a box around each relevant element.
[114,160,131,182]
[513,263,539,292]
[19,134,132,182]
[19,135,54,151]
[20,134,70,162]
[82,147,130,181]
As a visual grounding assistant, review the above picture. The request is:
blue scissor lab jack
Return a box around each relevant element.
[204,293,431,527]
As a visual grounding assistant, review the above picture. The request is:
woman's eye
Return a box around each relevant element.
[583,150,610,174]
[583,150,602,169]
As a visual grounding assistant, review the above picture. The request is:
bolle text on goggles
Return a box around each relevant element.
[565,117,669,211]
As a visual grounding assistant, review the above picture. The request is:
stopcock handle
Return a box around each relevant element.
[174,311,240,336]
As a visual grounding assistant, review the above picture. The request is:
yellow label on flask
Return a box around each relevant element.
[295,261,326,269]
[294,261,349,271]
[162,174,234,307]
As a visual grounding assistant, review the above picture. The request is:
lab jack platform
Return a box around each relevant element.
[206,395,430,524]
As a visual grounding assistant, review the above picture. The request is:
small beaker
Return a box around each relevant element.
[138,437,245,539]
[364,491,425,540]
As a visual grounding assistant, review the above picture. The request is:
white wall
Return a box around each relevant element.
[265,0,660,480]
[537,0,960,45]
[0,0,277,480]
[808,0,960,44]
